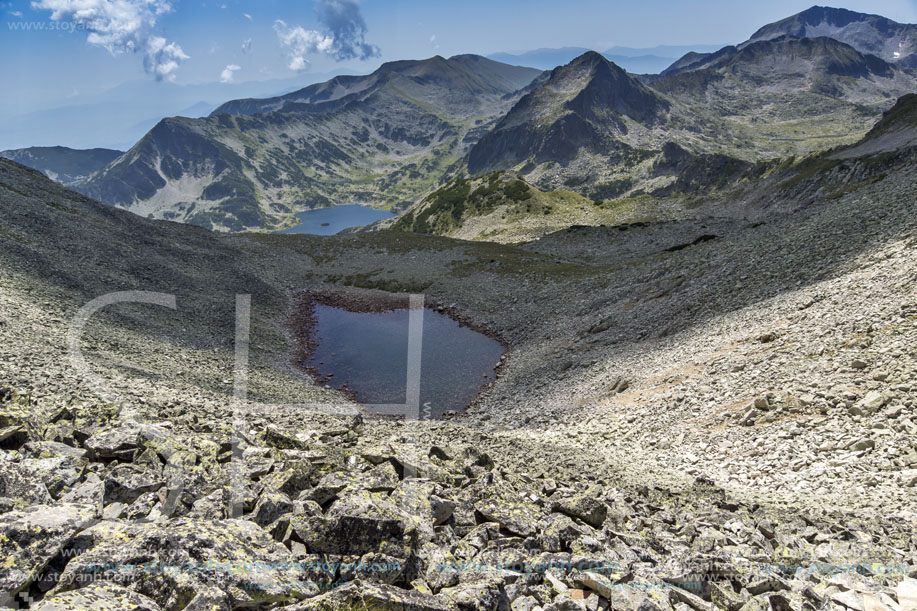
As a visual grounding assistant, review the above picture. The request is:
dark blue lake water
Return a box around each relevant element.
[277,205,397,235]
[305,304,505,418]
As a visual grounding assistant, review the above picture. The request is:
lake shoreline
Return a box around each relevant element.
[287,287,510,419]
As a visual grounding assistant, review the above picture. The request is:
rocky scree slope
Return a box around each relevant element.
[1,125,917,611]
[79,55,541,232]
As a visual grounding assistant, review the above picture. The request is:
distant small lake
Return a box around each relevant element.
[302,303,505,418]
[277,205,396,235]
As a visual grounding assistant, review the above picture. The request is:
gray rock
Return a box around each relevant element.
[31,581,163,611]
[288,581,452,611]
[51,519,315,608]
[897,578,917,611]
[252,491,294,527]
[0,504,97,605]
[83,425,141,461]
[102,464,165,505]
[0,460,51,506]
[550,487,607,528]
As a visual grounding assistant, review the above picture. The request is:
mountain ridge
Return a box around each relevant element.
[746,5,917,65]
[468,52,670,177]
[466,36,915,198]
[211,55,541,117]
[81,55,542,231]
[663,5,917,75]
[0,146,123,187]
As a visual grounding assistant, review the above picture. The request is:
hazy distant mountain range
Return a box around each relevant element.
[0,71,353,151]
[0,146,122,186]
[487,44,725,73]
[7,5,917,234]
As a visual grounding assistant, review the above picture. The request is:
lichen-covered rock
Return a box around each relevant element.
[251,491,294,527]
[31,581,163,611]
[0,504,97,606]
[102,463,165,505]
[49,519,315,610]
[82,425,142,461]
[549,487,607,528]
[0,460,52,507]
[472,476,542,537]
[22,455,87,500]
[284,581,455,611]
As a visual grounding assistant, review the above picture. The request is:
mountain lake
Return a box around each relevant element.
[302,303,506,418]
[277,204,397,235]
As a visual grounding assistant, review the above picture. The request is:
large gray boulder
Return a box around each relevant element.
[32,581,163,611]
[0,460,52,506]
[0,504,97,606]
[283,581,455,611]
[49,518,315,610]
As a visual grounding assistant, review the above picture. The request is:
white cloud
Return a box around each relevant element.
[145,35,189,80]
[220,63,241,83]
[11,10,23,16]
[274,19,332,71]
[31,0,189,81]
[275,0,380,71]
[241,37,252,53]
[243,12,252,20]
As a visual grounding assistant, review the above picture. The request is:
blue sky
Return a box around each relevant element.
[1,0,916,148]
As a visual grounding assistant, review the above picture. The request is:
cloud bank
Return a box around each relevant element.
[32,0,189,81]
[275,0,380,71]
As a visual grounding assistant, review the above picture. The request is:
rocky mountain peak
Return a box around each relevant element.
[745,5,917,65]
